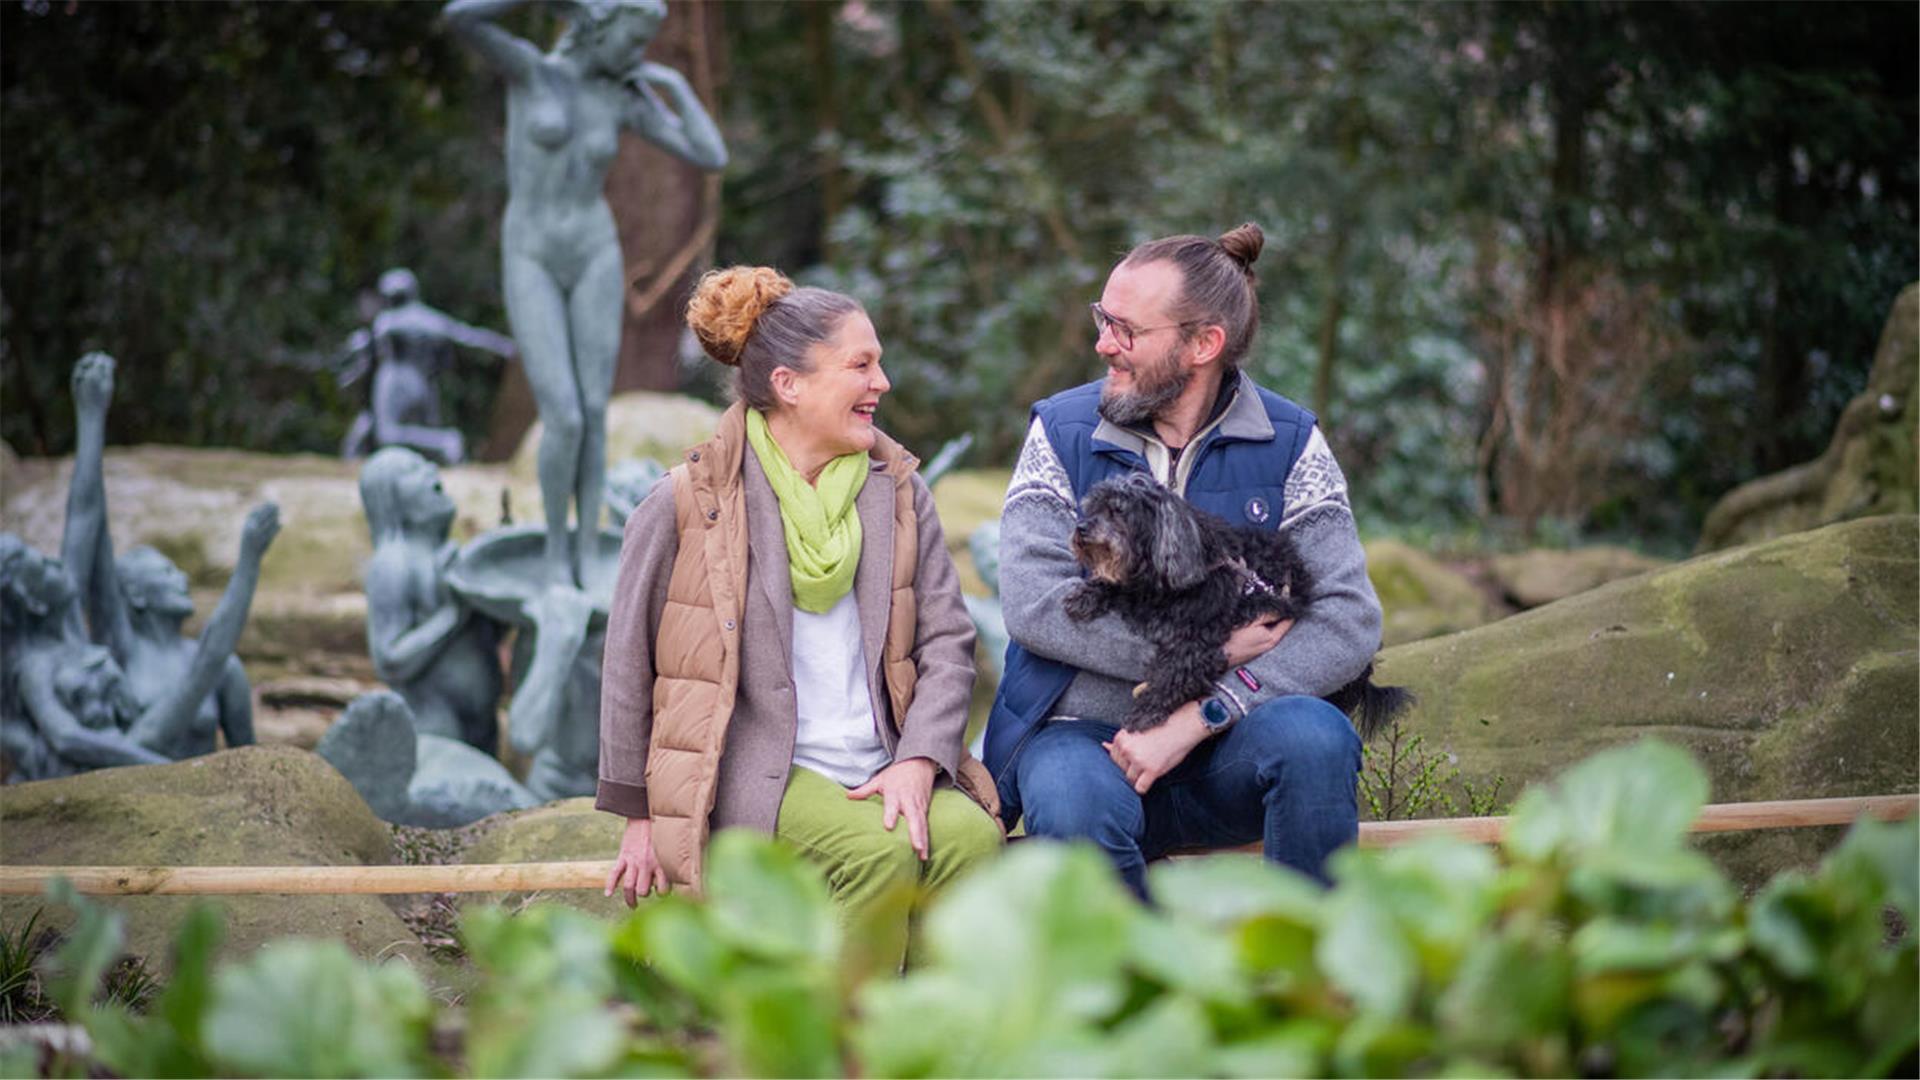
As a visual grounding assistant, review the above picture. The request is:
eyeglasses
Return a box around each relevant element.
[1088,302,1198,351]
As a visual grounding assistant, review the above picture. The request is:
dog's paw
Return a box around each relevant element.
[1063,587,1104,623]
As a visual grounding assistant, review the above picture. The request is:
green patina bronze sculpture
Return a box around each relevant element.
[339,267,518,465]
[445,0,727,587]
[0,354,279,780]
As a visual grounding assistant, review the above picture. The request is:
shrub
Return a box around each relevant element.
[26,741,1917,1078]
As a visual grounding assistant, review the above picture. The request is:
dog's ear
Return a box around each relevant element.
[1149,494,1208,590]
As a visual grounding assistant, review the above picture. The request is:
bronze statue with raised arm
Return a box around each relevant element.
[1,355,279,780]
[444,0,728,586]
[59,352,280,761]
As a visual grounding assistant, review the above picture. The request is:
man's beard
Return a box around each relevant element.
[1098,349,1191,428]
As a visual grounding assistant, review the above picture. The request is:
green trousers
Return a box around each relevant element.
[775,764,1002,971]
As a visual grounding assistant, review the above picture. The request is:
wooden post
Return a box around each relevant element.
[1,794,1912,897]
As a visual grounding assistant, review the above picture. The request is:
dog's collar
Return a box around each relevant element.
[1223,558,1275,597]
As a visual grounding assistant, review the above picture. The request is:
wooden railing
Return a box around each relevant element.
[1,794,1912,897]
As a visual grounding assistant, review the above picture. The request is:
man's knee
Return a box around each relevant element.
[1016,729,1142,842]
[1239,696,1363,771]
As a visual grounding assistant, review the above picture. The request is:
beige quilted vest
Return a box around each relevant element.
[646,406,998,891]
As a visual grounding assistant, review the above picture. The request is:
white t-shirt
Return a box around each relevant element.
[789,590,891,787]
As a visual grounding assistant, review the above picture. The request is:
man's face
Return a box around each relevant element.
[1094,260,1193,428]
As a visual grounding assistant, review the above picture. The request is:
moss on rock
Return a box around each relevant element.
[1698,284,1919,551]
[1365,539,1501,646]
[1487,546,1670,609]
[0,746,426,969]
[1375,515,1918,882]
[456,797,629,919]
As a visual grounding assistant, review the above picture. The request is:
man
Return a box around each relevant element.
[983,223,1384,898]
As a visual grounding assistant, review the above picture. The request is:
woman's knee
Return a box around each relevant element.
[825,826,922,896]
[932,795,1003,869]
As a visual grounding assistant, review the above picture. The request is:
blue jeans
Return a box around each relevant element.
[1011,695,1361,898]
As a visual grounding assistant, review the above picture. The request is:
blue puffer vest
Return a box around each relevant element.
[984,378,1317,825]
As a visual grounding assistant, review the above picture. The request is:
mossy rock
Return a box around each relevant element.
[1699,283,1919,552]
[510,392,722,486]
[1365,539,1501,646]
[0,746,427,970]
[456,797,629,919]
[1376,514,1918,886]
[1487,546,1670,609]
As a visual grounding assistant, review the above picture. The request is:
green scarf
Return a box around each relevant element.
[745,408,869,614]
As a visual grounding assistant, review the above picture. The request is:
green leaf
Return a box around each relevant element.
[1334,840,1501,973]
[1331,1013,1435,1078]
[715,968,843,1078]
[203,941,431,1078]
[920,842,1139,1023]
[1572,918,1743,975]
[464,990,630,1080]
[633,897,734,1008]
[40,879,124,1019]
[702,829,839,964]
[1209,1020,1337,1079]
[89,904,225,1079]
[1316,893,1418,1018]
[1504,740,1708,863]
[1127,912,1250,1006]
[853,972,998,1078]
[1435,927,1572,1056]
[1065,996,1216,1078]
[460,904,617,999]
[1146,854,1325,929]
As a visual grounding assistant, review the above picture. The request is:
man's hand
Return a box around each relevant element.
[1105,703,1210,795]
[604,816,669,908]
[1223,616,1294,668]
[848,756,937,860]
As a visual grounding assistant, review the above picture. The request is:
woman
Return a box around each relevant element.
[599,267,1001,967]
[445,0,728,587]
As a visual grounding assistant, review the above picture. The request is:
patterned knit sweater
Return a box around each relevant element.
[998,374,1384,726]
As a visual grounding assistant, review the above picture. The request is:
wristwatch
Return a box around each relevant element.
[1199,695,1233,734]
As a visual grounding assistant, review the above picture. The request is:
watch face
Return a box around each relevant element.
[1201,698,1230,729]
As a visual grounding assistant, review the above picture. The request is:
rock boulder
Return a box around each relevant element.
[1377,515,1918,885]
[1365,539,1503,646]
[1698,283,1919,552]
[1487,546,1670,609]
[0,746,427,969]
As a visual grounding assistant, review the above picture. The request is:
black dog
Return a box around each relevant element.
[1063,472,1409,739]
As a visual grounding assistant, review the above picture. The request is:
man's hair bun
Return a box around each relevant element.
[685,266,795,366]
[1218,222,1265,269]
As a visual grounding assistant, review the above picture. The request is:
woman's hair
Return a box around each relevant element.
[685,266,864,411]
[1122,222,1265,373]
[557,0,666,55]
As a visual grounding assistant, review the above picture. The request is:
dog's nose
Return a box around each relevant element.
[1072,519,1091,538]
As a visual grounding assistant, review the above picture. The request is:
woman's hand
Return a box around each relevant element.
[1223,617,1294,668]
[604,816,669,908]
[847,756,937,861]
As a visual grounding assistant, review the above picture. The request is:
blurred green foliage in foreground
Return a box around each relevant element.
[13,741,1916,1078]
[3,1,1915,547]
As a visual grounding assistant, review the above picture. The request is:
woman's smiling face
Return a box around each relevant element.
[782,310,890,460]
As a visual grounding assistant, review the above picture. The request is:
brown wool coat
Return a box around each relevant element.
[596,403,998,891]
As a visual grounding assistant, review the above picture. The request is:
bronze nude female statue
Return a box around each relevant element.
[444,0,728,586]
